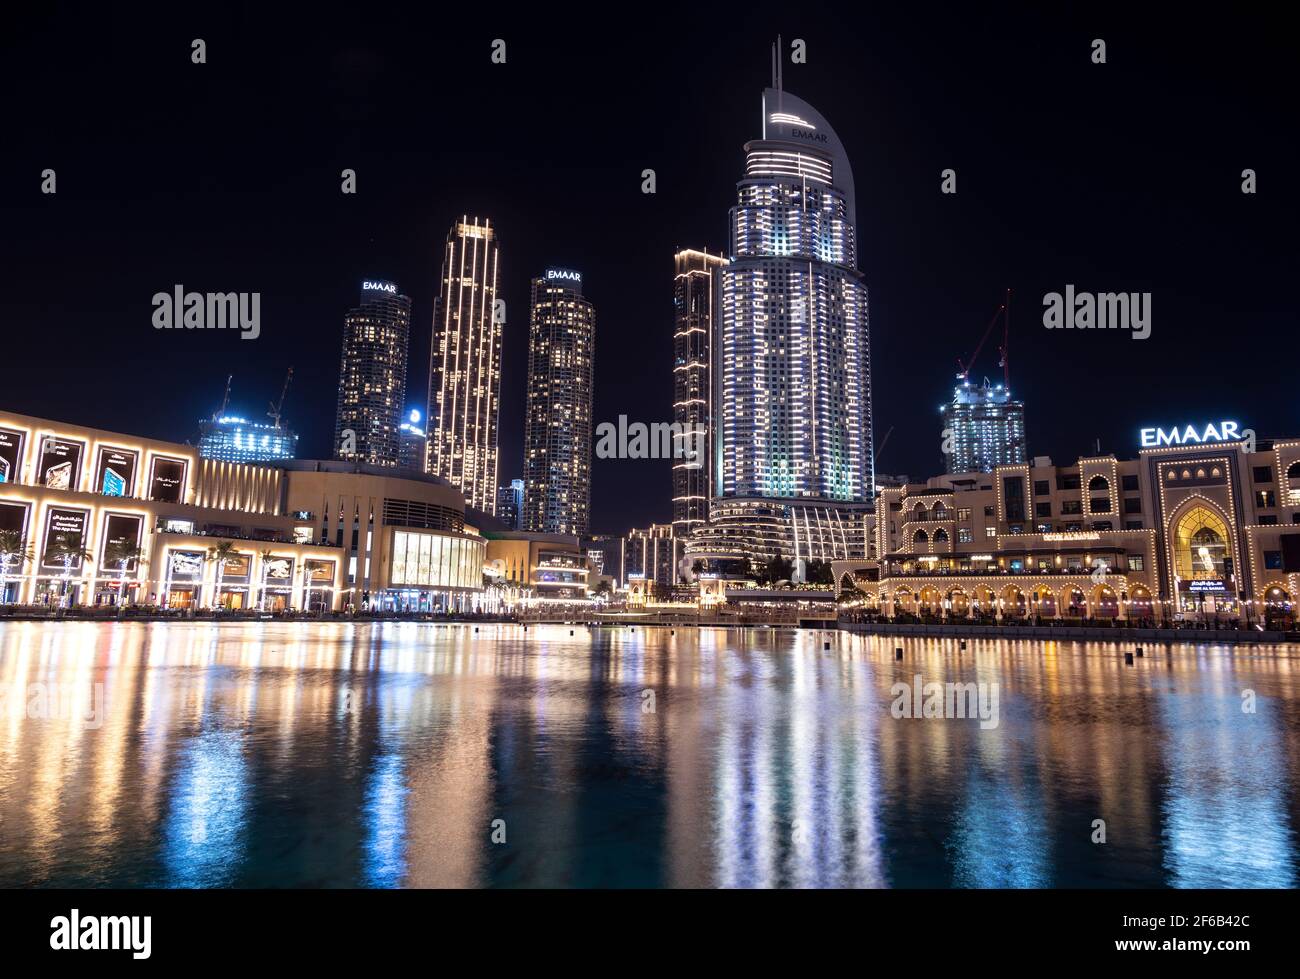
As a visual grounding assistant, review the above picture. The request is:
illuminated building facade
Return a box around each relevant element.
[618,523,683,594]
[334,280,412,468]
[483,531,590,600]
[523,269,594,535]
[672,249,728,535]
[686,496,872,575]
[840,424,1300,628]
[427,217,503,513]
[496,478,523,530]
[0,411,485,611]
[397,409,427,471]
[197,416,298,464]
[717,87,872,505]
[940,381,1026,474]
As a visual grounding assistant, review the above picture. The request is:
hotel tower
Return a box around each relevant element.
[426,217,503,513]
[694,82,874,568]
[523,269,595,536]
[672,249,728,537]
[334,280,412,468]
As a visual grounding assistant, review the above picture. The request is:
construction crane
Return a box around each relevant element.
[956,288,1012,388]
[875,425,895,460]
[213,375,233,421]
[267,367,294,429]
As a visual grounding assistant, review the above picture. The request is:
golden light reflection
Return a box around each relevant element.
[0,622,1296,887]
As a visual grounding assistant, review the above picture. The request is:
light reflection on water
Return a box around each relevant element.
[0,621,1296,888]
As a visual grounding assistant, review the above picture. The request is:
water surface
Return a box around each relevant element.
[0,621,1296,888]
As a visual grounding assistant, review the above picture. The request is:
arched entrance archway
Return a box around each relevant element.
[1031,583,1057,618]
[1128,585,1154,621]
[1172,503,1234,613]
[1091,583,1120,618]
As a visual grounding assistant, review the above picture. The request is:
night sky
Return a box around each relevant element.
[2,3,1294,534]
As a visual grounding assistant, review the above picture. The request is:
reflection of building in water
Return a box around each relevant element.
[840,433,1300,627]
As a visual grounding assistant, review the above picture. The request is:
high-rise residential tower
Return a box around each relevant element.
[941,380,1026,473]
[523,269,595,536]
[701,82,874,567]
[427,217,502,513]
[334,280,412,467]
[672,249,727,537]
[496,478,524,530]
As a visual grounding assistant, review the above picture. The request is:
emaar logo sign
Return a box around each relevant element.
[1140,421,1244,448]
[363,280,397,294]
[545,269,581,284]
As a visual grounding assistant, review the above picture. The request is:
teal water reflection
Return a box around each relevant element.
[0,621,1295,888]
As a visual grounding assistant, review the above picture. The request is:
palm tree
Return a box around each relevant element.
[44,532,93,607]
[207,540,239,609]
[258,549,275,610]
[102,539,146,606]
[0,529,34,604]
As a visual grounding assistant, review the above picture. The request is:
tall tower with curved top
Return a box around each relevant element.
[718,87,873,506]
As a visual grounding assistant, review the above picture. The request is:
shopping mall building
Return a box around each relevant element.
[838,425,1300,625]
[0,411,485,611]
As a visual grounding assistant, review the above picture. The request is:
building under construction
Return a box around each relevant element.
[195,371,299,465]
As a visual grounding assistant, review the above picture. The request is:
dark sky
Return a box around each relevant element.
[2,3,1294,534]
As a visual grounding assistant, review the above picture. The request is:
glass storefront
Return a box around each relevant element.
[390,530,483,591]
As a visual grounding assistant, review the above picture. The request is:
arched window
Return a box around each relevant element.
[913,529,928,547]
[934,528,950,543]
[1288,461,1300,479]
[840,573,855,593]
[1174,506,1231,583]
[912,503,928,521]
[1088,475,1111,513]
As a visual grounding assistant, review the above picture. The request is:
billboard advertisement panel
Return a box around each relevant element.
[148,456,188,503]
[0,427,26,485]
[36,437,86,491]
[41,507,90,571]
[100,513,143,574]
[167,549,205,582]
[95,447,139,497]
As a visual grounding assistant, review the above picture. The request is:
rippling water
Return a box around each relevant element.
[0,621,1296,888]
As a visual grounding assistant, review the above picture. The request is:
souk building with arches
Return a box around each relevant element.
[835,432,1300,626]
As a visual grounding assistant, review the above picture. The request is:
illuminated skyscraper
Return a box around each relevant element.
[941,381,1026,473]
[702,82,873,566]
[334,280,412,467]
[523,269,594,536]
[427,217,502,512]
[672,249,728,536]
[718,86,872,504]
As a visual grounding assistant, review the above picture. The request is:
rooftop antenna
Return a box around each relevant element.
[213,374,232,422]
[997,287,1012,388]
[268,367,294,429]
[769,34,780,111]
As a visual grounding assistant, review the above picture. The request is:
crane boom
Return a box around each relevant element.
[956,303,1006,380]
[267,367,294,429]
